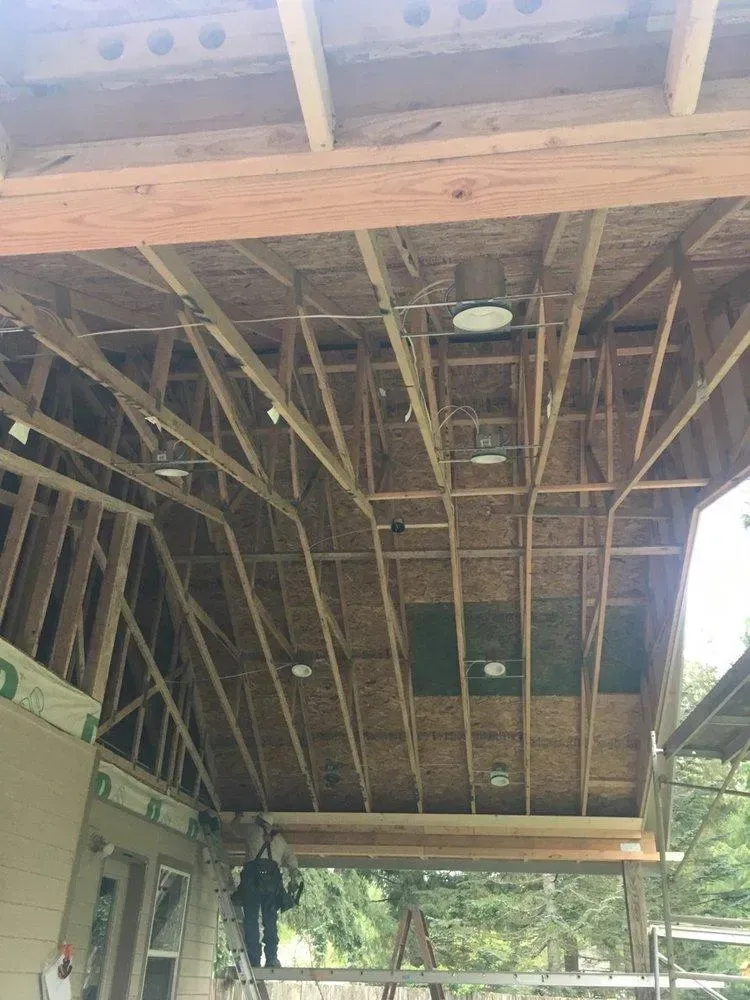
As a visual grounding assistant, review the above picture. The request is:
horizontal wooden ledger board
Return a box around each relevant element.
[2,132,750,253]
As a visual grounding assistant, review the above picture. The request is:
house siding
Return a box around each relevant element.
[62,791,218,1000]
[0,696,96,1000]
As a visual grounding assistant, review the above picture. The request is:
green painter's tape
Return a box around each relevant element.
[0,659,19,701]
[95,771,112,799]
[82,714,98,744]
[146,798,162,822]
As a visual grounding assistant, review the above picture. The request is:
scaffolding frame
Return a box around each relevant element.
[651,726,750,1000]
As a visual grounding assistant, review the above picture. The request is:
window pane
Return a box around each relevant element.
[141,956,176,1000]
[82,876,118,1000]
[149,868,189,954]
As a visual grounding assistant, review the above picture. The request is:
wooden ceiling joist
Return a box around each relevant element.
[276,0,335,153]
[665,0,720,117]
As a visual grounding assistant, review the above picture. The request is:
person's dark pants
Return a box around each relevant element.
[241,888,279,966]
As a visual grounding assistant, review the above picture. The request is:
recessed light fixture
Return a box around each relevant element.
[470,426,508,465]
[154,465,189,479]
[490,764,510,787]
[450,257,513,334]
[470,448,507,465]
[291,663,312,679]
[153,440,191,478]
[483,661,506,678]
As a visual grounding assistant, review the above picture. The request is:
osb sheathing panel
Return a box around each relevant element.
[416,697,473,812]
[588,694,643,816]
[354,658,419,811]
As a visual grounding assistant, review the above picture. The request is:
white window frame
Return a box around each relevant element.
[140,863,191,1000]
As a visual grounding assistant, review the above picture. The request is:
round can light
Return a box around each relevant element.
[292,663,312,679]
[470,449,508,465]
[483,660,506,678]
[490,764,510,788]
[154,466,190,478]
[452,302,513,334]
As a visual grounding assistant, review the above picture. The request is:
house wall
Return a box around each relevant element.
[62,791,218,1000]
[0,695,97,1000]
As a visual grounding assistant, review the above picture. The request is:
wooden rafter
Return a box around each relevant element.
[356,229,476,810]
[180,305,370,809]
[86,512,138,703]
[665,0,719,117]
[141,240,422,808]
[583,298,750,812]
[276,0,334,152]
[633,274,683,462]
[520,212,605,814]
[585,198,748,334]
[151,526,268,807]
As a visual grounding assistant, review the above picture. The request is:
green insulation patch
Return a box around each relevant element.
[407,600,645,697]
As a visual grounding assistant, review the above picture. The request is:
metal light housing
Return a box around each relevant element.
[490,763,510,787]
[451,257,513,333]
[470,425,508,465]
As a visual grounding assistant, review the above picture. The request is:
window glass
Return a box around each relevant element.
[141,865,190,1000]
[149,868,190,953]
[82,876,118,1000]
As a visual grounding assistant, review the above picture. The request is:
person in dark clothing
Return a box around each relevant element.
[230,812,300,968]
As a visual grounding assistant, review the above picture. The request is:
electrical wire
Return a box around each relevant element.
[437,405,480,434]
[0,291,569,344]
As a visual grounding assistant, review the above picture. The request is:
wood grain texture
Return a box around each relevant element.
[2,131,750,254]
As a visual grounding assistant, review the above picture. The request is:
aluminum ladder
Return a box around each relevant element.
[199,813,270,1000]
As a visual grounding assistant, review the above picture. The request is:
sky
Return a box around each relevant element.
[683,478,750,674]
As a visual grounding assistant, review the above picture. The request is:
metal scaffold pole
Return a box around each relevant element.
[651,731,677,1000]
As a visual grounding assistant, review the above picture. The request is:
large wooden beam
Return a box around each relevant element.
[3,127,750,254]
[223,812,659,865]
[665,0,719,117]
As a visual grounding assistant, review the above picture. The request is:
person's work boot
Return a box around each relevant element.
[265,957,281,969]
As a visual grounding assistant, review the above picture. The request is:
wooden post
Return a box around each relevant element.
[623,862,654,1000]
[86,513,138,703]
